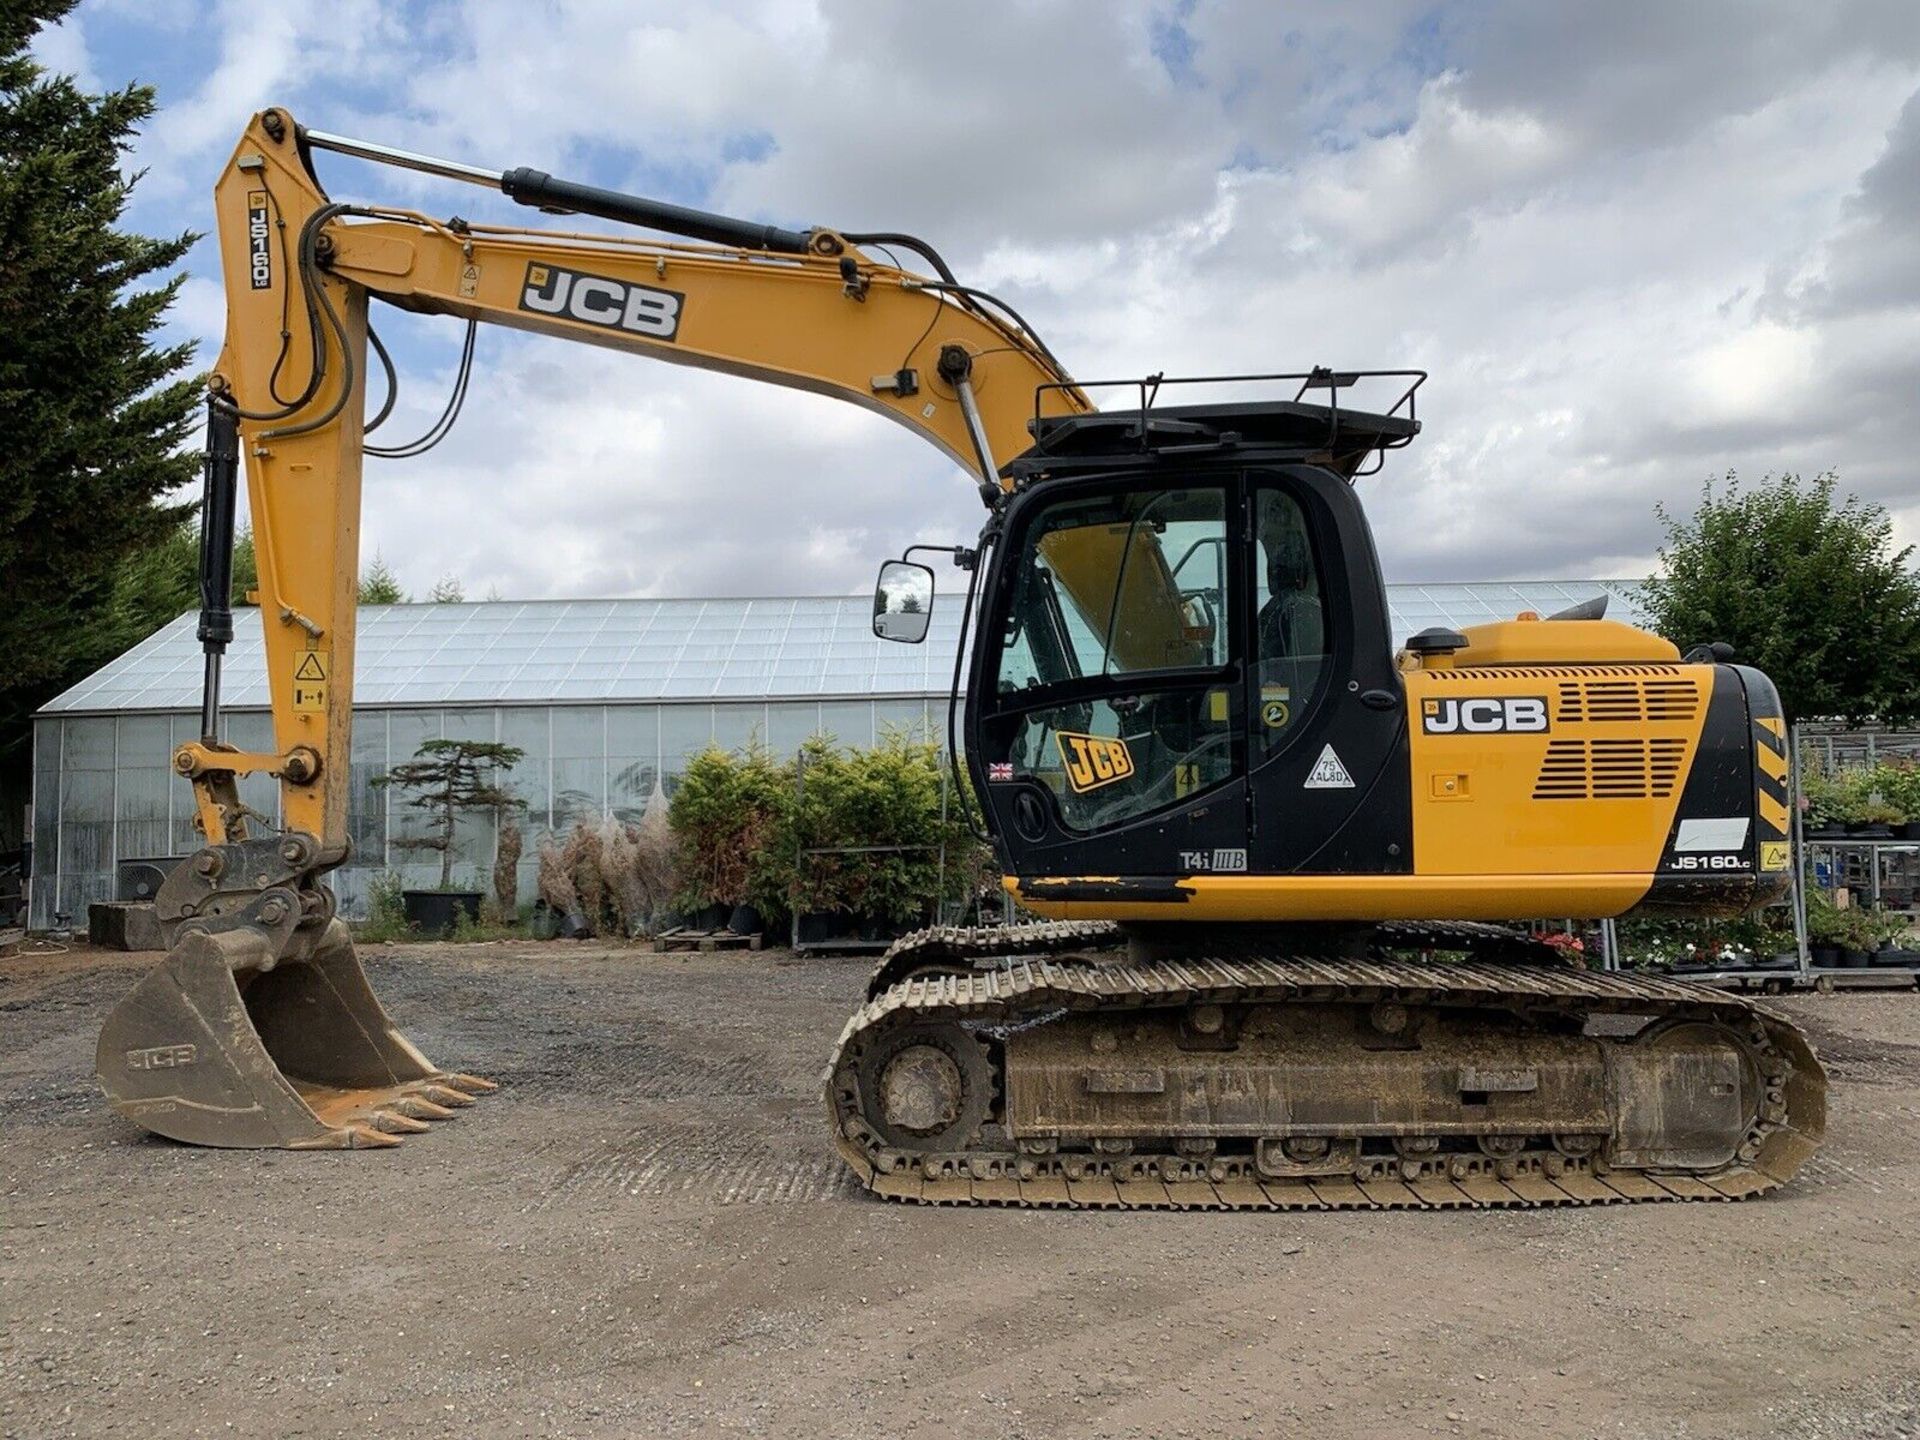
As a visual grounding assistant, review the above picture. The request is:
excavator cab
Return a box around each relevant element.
[951,392,1423,910]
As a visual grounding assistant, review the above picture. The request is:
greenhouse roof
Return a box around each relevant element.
[39,582,1646,716]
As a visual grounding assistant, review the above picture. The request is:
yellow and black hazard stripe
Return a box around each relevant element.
[1753,713,1791,871]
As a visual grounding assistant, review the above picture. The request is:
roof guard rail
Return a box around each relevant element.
[1029,367,1427,476]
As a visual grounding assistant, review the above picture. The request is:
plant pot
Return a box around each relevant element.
[1900,821,1920,841]
[728,903,762,937]
[1756,953,1796,970]
[1804,823,1846,840]
[529,903,560,941]
[696,902,731,932]
[858,912,903,944]
[562,909,592,939]
[1871,947,1920,968]
[1847,823,1894,840]
[1841,947,1873,968]
[402,889,482,938]
[1810,945,1842,968]
[797,911,857,946]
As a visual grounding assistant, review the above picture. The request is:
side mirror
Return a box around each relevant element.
[872,559,935,643]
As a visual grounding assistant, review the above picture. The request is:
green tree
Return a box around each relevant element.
[0,2,199,802]
[427,574,465,603]
[359,552,406,604]
[1641,472,1920,726]
[90,519,256,661]
[374,739,526,890]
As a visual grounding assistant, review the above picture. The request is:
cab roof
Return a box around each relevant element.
[1009,372,1424,482]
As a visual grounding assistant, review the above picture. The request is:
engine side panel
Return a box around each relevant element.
[1405,662,1709,879]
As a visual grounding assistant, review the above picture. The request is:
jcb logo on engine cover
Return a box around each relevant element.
[520,263,683,339]
[1422,696,1550,735]
[1056,732,1135,793]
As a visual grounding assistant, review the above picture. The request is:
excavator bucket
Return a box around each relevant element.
[95,919,493,1149]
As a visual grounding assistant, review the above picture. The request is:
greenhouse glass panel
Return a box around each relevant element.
[551,757,604,823]
[65,716,115,771]
[550,706,604,759]
[709,704,765,754]
[765,703,822,754]
[660,705,715,767]
[604,705,660,769]
[818,702,874,748]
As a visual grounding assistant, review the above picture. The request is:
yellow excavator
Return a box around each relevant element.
[96,109,1824,1209]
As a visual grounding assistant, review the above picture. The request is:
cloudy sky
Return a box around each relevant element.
[32,0,1920,600]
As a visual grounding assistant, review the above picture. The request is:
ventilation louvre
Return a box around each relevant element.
[1533,738,1687,800]
[1557,676,1700,724]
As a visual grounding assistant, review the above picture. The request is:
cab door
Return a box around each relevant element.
[1242,468,1412,875]
[970,472,1251,883]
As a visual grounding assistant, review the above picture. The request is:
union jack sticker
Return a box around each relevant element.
[988,762,1015,782]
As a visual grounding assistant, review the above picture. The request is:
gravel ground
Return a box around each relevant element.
[2,939,1917,1439]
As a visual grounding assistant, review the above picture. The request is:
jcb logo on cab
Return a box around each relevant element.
[1056,732,1135,793]
[1421,696,1550,735]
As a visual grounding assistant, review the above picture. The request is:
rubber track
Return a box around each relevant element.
[826,951,1822,1210]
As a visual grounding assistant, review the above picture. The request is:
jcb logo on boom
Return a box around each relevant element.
[520,263,683,339]
[1056,732,1135,793]
[1421,696,1550,735]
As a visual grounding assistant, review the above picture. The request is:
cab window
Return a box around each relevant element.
[990,486,1235,831]
[1252,487,1329,751]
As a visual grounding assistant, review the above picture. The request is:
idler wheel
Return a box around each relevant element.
[855,1022,993,1153]
[880,1045,963,1137]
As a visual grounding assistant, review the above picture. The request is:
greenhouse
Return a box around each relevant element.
[29,581,1645,926]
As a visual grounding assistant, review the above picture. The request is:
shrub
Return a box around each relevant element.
[490,818,524,923]
[777,732,993,926]
[373,739,525,890]
[536,832,580,916]
[669,743,788,915]
[358,870,411,942]
[563,822,607,929]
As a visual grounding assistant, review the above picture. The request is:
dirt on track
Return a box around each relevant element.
[3,939,1918,1440]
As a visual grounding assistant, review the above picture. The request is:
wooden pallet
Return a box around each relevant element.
[653,927,763,953]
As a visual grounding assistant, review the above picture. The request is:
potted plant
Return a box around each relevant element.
[1836,905,1877,967]
[775,734,991,948]
[1805,889,1847,968]
[1874,761,1920,841]
[1799,764,1849,840]
[375,738,526,936]
[1849,799,1903,841]
[536,833,591,938]
[1868,908,1918,967]
[667,744,787,936]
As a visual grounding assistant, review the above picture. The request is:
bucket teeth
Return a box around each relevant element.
[419,1083,475,1108]
[437,1072,498,1094]
[390,1095,458,1121]
[369,1109,433,1135]
[289,1125,402,1151]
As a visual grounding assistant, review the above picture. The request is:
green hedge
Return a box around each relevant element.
[667,734,992,927]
